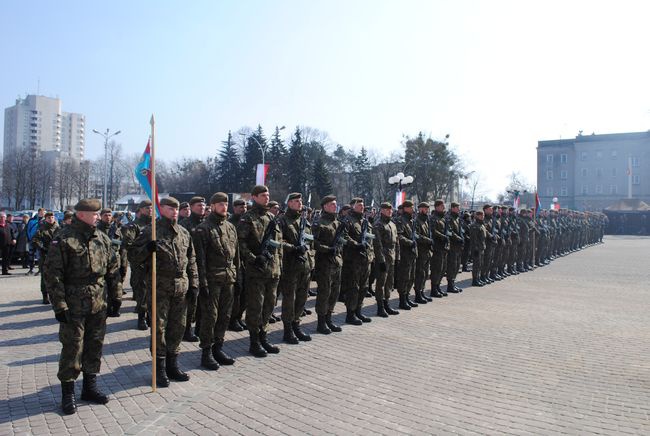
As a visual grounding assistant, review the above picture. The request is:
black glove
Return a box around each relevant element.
[379,262,387,272]
[199,286,210,299]
[119,266,127,280]
[356,242,366,252]
[328,246,338,256]
[254,255,268,270]
[55,310,70,323]
[187,287,199,301]
[295,244,308,256]
[146,240,157,253]
[107,300,121,317]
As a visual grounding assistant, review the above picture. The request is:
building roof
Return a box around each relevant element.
[538,130,650,148]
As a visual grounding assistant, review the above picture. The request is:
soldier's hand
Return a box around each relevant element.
[146,240,157,253]
[199,286,209,299]
[379,262,387,272]
[187,287,199,300]
[55,310,70,323]
[254,255,267,270]
[328,246,338,256]
[107,300,122,317]
[119,266,127,279]
[295,244,308,256]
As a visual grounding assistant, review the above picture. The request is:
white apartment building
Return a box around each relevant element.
[3,95,85,160]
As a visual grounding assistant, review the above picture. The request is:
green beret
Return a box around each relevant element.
[100,208,112,215]
[418,202,430,209]
[340,204,351,211]
[189,196,206,205]
[434,199,445,208]
[519,209,527,214]
[75,198,102,212]
[483,204,492,210]
[320,195,336,207]
[402,200,414,208]
[287,192,302,201]
[179,202,189,209]
[349,197,364,205]
[268,201,280,208]
[63,211,74,219]
[137,200,152,210]
[44,212,54,218]
[233,199,246,207]
[209,192,228,204]
[450,202,460,208]
[251,185,269,196]
[500,205,508,210]
[380,202,393,209]
[160,197,180,208]
[475,210,484,216]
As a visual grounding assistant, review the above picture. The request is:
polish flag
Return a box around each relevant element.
[256,164,269,186]
[395,190,406,208]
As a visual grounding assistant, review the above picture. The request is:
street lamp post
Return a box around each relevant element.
[388,172,414,208]
[92,128,121,207]
[239,126,285,186]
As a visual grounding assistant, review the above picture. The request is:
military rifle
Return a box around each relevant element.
[108,220,122,249]
[258,215,280,267]
[443,212,451,250]
[296,208,308,263]
[410,217,418,254]
[332,218,348,255]
[491,211,498,243]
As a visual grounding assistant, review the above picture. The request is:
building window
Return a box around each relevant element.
[632,175,640,185]
[596,168,603,177]
[581,168,588,177]
[611,150,617,159]
[595,184,603,194]
[632,156,639,167]
[546,154,554,164]
[596,151,603,159]
[560,154,568,164]
[560,170,567,180]
[560,186,568,197]
[610,185,618,194]
[612,167,617,177]
[581,185,588,195]
[546,187,553,196]
[581,151,588,161]
[546,169,553,180]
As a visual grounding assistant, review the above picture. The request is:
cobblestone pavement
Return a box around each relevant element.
[1,236,650,435]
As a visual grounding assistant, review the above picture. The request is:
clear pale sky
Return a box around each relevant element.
[2,0,649,198]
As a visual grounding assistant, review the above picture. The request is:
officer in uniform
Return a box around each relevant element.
[313,195,345,334]
[194,192,239,370]
[180,196,206,342]
[132,197,199,387]
[413,202,433,304]
[394,200,418,309]
[460,211,472,272]
[33,212,60,304]
[237,185,283,357]
[277,193,313,343]
[482,204,498,283]
[341,197,374,326]
[446,202,464,293]
[123,200,153,330]
[228,198,247,331]
[44,198,122,415]
[470,210,487,286]
[96,208,128,308]
[373,202,400,317]
[429,200,449,298]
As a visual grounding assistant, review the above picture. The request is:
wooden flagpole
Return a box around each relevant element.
[150,115,157,392]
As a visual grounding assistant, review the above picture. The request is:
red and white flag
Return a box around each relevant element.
[256,164,269,186]
[395,190,406,208]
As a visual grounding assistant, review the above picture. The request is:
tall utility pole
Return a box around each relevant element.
[92,128,121,207]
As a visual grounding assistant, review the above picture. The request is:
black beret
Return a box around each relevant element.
[209,192,228,204]
[160,197,180,208]
[434,199,445,207]
[402,200,414,208]
[482,204,492,210]
[251,185,269,196]
[349,197,364,205]
[268,201,280,208]
[450,202,460,208]
[380,202,393,209]
[189,196,206,205]
[137,199,152,210]
[75,198,102,212]
[340,205,352,211]
[418,202,430,209]
[100,208,112,215]
[63,211,74,219]
[320,195,336,207]
[44,212,54,218]
[179,202,189,209]
[475,210,484,216]
[233,199,246,207]
[287,192,302,201]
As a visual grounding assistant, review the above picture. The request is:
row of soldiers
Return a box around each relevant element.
[41,187,604,415]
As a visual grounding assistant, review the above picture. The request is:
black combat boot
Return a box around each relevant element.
[398,294,411,310]
[317,314,332,334]
[166,354,190,382]
[249,330,268,357]
[422,290,433,302]
[292,321,312,341]
[447,281,460,294]
[260,329,280,353]
[183,323,198,342]
[376,300,389,318]
[42,293,49,305]
[326,313,342,332]
[283,322,299,344]
[61,381,77,415]
[228,319,244,332]
[472,279,483,287]
[429,287,443,298]
[414,290,428,304]
[81,373,109,404]
[201,347,220,370]
[212,339,235,365]
[438,285,448,297]
[345,310,363,326]
[156,357,170,387]
[355,308,371,323]
[137,312,148,331]
[406,292,419,307]
[383,299,400,315]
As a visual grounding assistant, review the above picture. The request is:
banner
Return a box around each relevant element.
[256,164,269,186]
[134,138,160,217]
[394,190,406,209]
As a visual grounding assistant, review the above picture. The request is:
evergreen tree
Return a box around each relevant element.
[287,127,307,193]
[353,147,373,202]
[267,126,289,198]
[241,125,267,188]
[312,154,333,205]
[217,131,243,193]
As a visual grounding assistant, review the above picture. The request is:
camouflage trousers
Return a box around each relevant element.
[482,244,495,277]
[57,310,107,382]
[414,252,431,292]
[245,275,279,333]
[446,248,462,283]
[198,282,234,349]
[472,250,483,282]
[230,275,246,322]
[374,257,395,302]
[279,266,310,323]
[315,264,341,316]
[39,257,47,298]
[342,260,370,312]
[129,264,147,313]
[518,242,529,266]
[152,286,187,358]
[430,249,448,287]
[395,255,416,296]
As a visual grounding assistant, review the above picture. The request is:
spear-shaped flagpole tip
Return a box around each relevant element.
[150,114,155,126]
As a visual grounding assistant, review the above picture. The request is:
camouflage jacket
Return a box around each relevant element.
[342,211,374,265]
[447,212,464,249]
[194,213,239,287]
[45,218,122,315]
[395,213,417,258]
[278,208,314,273]
[123,214,150,264]
[373,214,399,265]
[414,212,433,253]
[470,220,487,252]
[237,203,282,278]
[430,211,448,252]
[313,211,344,269]
[97,220,127,271]
[32,221,59,254]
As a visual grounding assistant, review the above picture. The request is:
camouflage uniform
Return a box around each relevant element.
[228,211,246,328]
[429,210,449,296]
[445,211,464,292]
[45,217,122,382]
[394,211,417,306]
[470,217,487,285]
[32,220,60,301]
[313,210,344,330]
[414,211,433,301]
[341,209,374,322]
[180,212,205,340]
[373,208,400,315]
[96,220,128,283]
[122,214,150,316]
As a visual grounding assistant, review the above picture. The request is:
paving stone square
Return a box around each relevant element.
[1,236,650,435]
